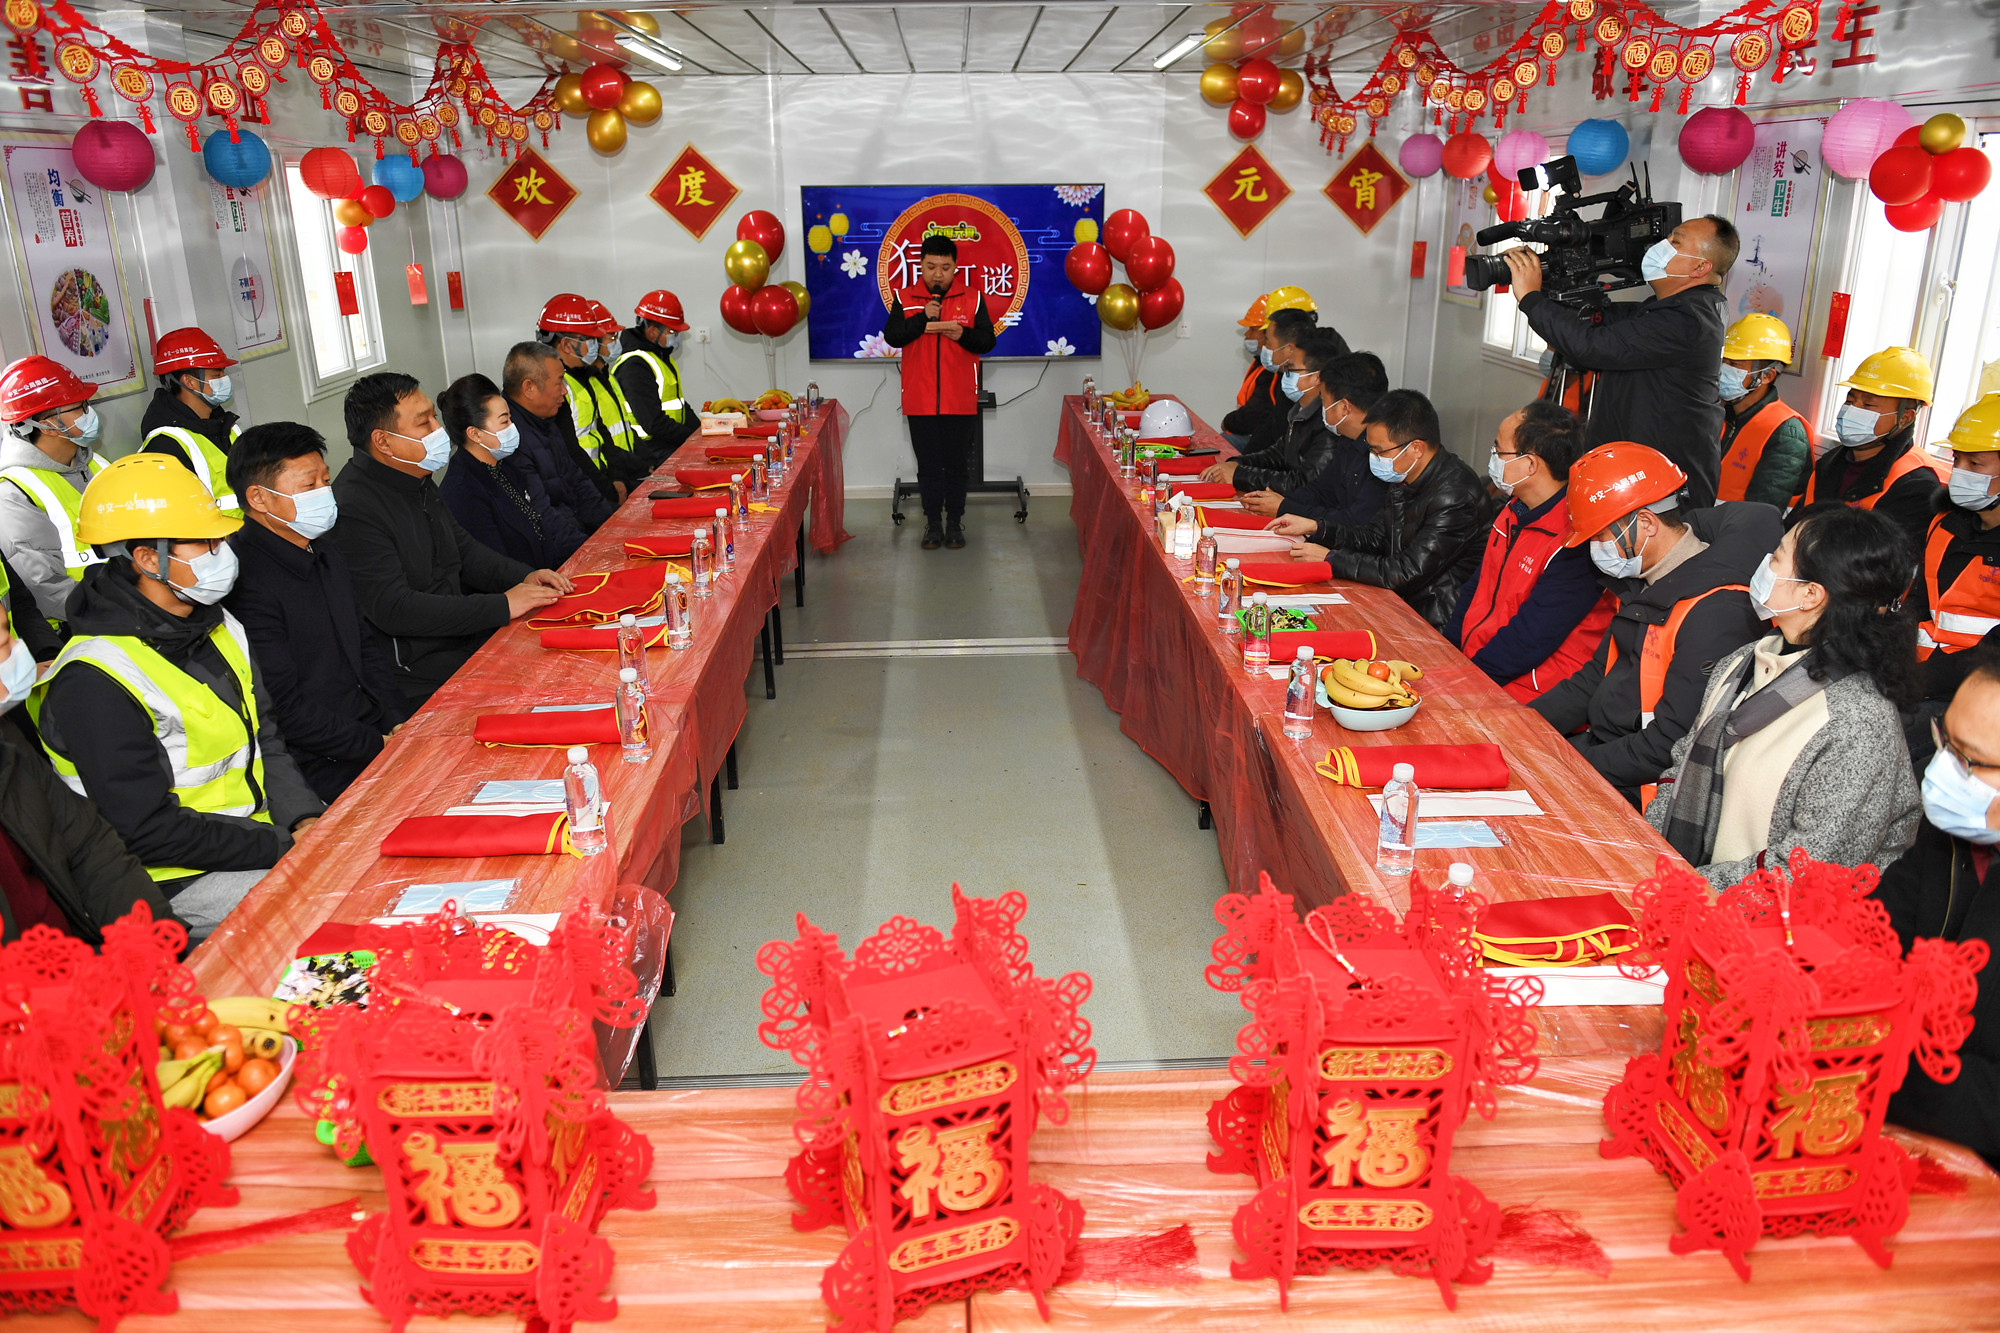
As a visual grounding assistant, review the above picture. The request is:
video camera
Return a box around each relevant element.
[1463,155,1681,310]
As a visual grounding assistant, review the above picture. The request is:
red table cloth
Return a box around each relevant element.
[381,812,572,858]
[472,708,623,747]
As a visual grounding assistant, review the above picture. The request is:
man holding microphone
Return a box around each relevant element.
[882,235,997,550]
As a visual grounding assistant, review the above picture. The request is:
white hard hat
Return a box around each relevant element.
[1139,399,1193,439]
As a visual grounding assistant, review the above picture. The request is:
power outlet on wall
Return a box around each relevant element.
[693,327,711,343]
[1177,320,1191,339]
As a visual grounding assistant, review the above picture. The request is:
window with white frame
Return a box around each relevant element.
[1480,191,1551,364]
[281,161,384,392]
[1929,130,2000,436]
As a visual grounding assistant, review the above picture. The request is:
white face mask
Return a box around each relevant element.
[1589,515,1645,579]
[1747,552,1810,620]
[1641,238,1691,284]
[1321,403,1349,436]
[1717,365,1751,402]
[1922,747,2000,845]
[197,373,233,407]
[266,484,337,541]
[485,423,521,461]
[1948,466,2000,511]
[1244,337,1261,358]
[661,332,682,355]
[1835,403,1891,448]
[388,426,452,473]
[0,637,34,714]
[1488,447,1527,496]
[1368,439,1414,484]
[45,405,100,446]
[165,542,238,605]
[1258,345,1276,371]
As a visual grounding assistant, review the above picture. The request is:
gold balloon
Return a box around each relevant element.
[1482,184,1499,205]
[554,72,589,115]
[333,198,373,227]
[1269,69,1304,113]
[577,11,616,34]
[619,79,661,124]
[1199,62,1239,107]
[724,238,770,291]
[1202,17,1242,63]
[1920,112,1968,155]
[1098,282,1139,332]
[611,9,658,36]
[807,223,833,254]
[780,279,810,321]
[1275,26,1306,58]
[586,108,627,153]
[547,32,585,62]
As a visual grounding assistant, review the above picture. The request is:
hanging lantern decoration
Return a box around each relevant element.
[420,152,468,200]
[1566,117,1630,175]
[69,118,154,192]
[110,64,155,133]
[1822,98,1914,180]
[164,78,203,151]
[300,145,362,199]
[1678,106,1756,175]
[1398,132,1445,179]
[1440,130,1492,179]
[370,152,425,203]
[201,125,271,188]
[1491,128,1549,181]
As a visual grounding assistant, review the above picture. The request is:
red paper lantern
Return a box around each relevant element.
[735,208,786,265]
[1102,207,1150,263]
[299,145,361,200]
[358,183,396,218]
[1229,98,1268,140]
[1679,106,1757,175]
[1869,146,1934,205]
[1064,241,1112,295]
[719,283,758,335]
[579,63,627,111]
[749,282,799,336]
[1138,277,1184,330]
[337,224,370,254]
[1884,192,1945,232]
[1236,57,1282,106]
[1125,235,1176,293]
[1441,131,1493,180]
[1932,146,1992,203]
[70,119,155,192]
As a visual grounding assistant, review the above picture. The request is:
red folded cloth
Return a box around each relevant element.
[381,812,571,858]
[675,466,739,491]
[1269,629,1376,662]
[526,567,666,628]
[540,622,668,650]
[653,497,727,520]
[704,442,767,461]
[1168,481,1234,500]
[473,708,621,747]
[1240,561,1333,587]
[734,422,781,437]
[1198,508,1273,532]
[624,533,694,559]
[1319,743,1511,791]
[1476,893,1637,967]
[1153,456,1209,476]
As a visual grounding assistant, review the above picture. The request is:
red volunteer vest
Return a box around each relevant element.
[1800,442,1948,510]
[1918,513,2000,659]
[896,281,986,417]
[1457,495,1617,703]
[1716,397,1808,504]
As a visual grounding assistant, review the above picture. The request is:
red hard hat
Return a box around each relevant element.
[537,293,598,334]
[586,300,619,335]
[153,327,236,375]
[635,289,688,330]
[1561,443,1688,548]
[0,356,94,424]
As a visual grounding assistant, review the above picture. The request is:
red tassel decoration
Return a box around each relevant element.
[1649,84,1663,112]
[1911,1151,1972,1197]
[321,85,331,109]
[185,123,201,152]
[345,120,355,142]
[1677,85,1692,114]
[226,116,240,144]
[1774,48,1788,84]
[1547,58,1557,86]
[82,87,100,117]
[1491,1204,1612,1277]
[1735,72,1750,104]
[1070,1226,1199,1287]
[138,102,154,133]
[167,1197,362,1262]
[373,137,385,159]
[408,146,418,166]
[1627,70,1643,101]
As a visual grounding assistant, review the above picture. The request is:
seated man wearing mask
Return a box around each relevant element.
[611,290,699,475]
[140,327,245,519]
[1788,345,1946,555]
[1715,313,1812,506]
[504,342,616,535]
[36,455,325,945]
[1223,307,1329,463]
[1201,331,1351,496]
[1239,351,1390,527]
[1913,393,2000,702]
[1266,389,1488,627]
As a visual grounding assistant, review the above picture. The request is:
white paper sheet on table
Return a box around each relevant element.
[442,802,604,817]
[1201,500,1245,509]
[474,779,565,804]
[389,878,519,915]
[1489,964,1666,1007]
[1366,790,1547,818]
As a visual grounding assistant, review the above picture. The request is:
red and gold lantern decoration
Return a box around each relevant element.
[756,886,1096,1331]
[1205,872,1540,1309]
[1601,851,1989,1278]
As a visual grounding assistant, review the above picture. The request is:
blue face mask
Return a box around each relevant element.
[487,423,521,461]
[1717,365,1752,401]
[390,426,452,473]
[1368,440,1414,484]
[0,638,34,714]
[1258,345,1275,371]
[198,373,233,407]
[1641,238,1688,284]
[1280,370,1304,402]
[1922,748,2000,844]
[270,485,337,541]
[1836,403,1890,448]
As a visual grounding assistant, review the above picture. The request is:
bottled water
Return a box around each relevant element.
[615,667,650,763]
[1218,558,1242,634]
[1173,504,1197,559]
[1446,862,1475,899]
[731,473,750,519]
[1118,430,1137,478]
[770,439,786,485]
[1242,591,1271,673]
[1376,762,1420,876]
[1194,533,1219,585]
[615,612,644,680]
[563,746,606,855]
[690,530,714,597]
[714,508,734,571]
[1283,646,1316,739]
[750,453,769,501]
[663,571,692,650]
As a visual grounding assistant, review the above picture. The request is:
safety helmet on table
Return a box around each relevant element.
[1139,399,1194,439]
[1947,392,2000,454]
[536,293,599,335]
[77,454,239,547]
[1237,294,1269,329]
[1264,286,1317,316]
[1559,443,1687,548]
[0,355,94,425]
[1721,313,1792,365]
[636,289,689,330]
[1839,346,1934,404]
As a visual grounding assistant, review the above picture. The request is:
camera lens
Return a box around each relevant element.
[1463,254,1513,292]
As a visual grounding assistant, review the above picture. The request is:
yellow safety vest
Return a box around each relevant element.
[0,452,108,583]
[143,423,243,518]
[610,347,692,438]
[43,611,272,881]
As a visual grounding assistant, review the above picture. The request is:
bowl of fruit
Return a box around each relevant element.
[156,997,299,1142]
[1318,657,1423,731]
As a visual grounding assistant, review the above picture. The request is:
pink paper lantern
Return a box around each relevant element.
[1823,98,1914,180]
[1398,132,1444,179]
[1678,106,1757,175]
[1492,129,1549,181]
[70,119,154,193]
[421,153,468,201]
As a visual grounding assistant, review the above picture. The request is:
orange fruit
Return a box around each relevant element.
[1367,661,1392,681]
[212,1026,245,1073]
[161,1023,195,1046]
[191,1009,218,1037]
[171,1037,208,1062]
[203,1083,248,1119]
[206,1068,231,1095]
[236,1058,280,1097]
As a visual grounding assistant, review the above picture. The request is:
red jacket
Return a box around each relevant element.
[886,280,997,417]
[1457,493,1617,703]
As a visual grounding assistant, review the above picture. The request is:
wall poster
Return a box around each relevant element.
[1,139,139,393]
[1725,116,1828,372]
[1442,177,1487,307]
[210,178,287,358]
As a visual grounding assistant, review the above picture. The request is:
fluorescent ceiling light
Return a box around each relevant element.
[616,33,683,71]
[1153,32,1204,69]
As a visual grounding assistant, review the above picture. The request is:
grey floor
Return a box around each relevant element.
[648,497,1246,1083]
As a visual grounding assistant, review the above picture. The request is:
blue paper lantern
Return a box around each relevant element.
[371,154,426,204]
[1566,118,1630,177]
[201,128,271,189]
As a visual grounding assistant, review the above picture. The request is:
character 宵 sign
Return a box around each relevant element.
[1203,146,1291,238]
[1324,142,1410,237]
[649,143,739,241]
[485,146,576,242]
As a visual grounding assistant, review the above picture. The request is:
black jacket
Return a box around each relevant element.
[1231,398,1343,495]
[1278,433,1391,532]
[330,451,532,707]
[1521,284,1728,507]
[1786,424,1943,559]
[509,394,615,534]
[38,563,324,885]
[137,387,239,471]
[0,723,175,945]
[1874,818,2000,1169]
[439,450,587,573]
[1313,448,1494,628]
[614,328,697,471]
[1221,366,1280,439]
[225,518,411,804]
[1530,503,1779,796]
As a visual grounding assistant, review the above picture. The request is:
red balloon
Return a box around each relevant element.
[1103,208,1150,264]
[359,184,396,218]
[1932,146,1993,203]
[1064,241,1112,295]
[1486,157,1513,189]
[580,63,627,111]
[1228,98,1267,140]
[1441,132,1493,180]
[337,224,369,255]
[719,284,758,335]
[1125,235,1176,293]
[299,146,361,200]
[736,209,786,264]
[1495,179,1528,223]
[1236,57,1281,106]
[1884,191,1945,232]
[1138,278,1184,331]
[1237,13,1282,57]
[750,283,799,337]
[1869,145,1934,205]
[1893,126,1924,149]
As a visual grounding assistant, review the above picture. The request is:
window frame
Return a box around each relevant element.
[1478,190,1552,368]
[272,155,386,403]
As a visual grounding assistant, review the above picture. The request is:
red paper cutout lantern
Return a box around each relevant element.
[299,145,361,199]
[1600,851,1988,1278]
[1440,131,1492,179]
[756,885,1096,1331]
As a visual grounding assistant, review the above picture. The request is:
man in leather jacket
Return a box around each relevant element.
[1203,331,1350,496]
[1268,389,1493,627]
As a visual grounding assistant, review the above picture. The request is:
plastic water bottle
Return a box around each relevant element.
[1376,762,1421,876]
[690,529,714,598]
[1119,431,1137,478]
[770,438,786,485]
[615,612,644,680]
[805,381,820,415]
[616,667,650,763]
[1218,558,1242,634]
[1284,646,1316,739]
[1242,591,1271,673]
[664,571,692,650]
[1173,504,1197,559]
[731,473,750,519]
[750,453,769,501]
[1446,862,1475,900]
[713,508,735,571]
[563,746,607,856]
[1194,532,1219,585]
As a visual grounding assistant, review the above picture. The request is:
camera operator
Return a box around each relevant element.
[1503,215,1738,508]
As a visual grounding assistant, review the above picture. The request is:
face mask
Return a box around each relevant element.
[389,426,451,473]
[1836,403,1889,448]
[1488,447,1526,496]
[49,405,100,447]
[1368,440,1414,484]
[268,484,337,541]
[1922,748,2000,845]
[0,637,34,714]
[1717,365,1751,401]
[1747,552,1810,620]
[1244,337,1261,357]
[1322,403,1349,436]
[1590,517,1644,579]
[662,333,682,355]
[1948,466,1999,511]
[1640,238,1688,284]
[486,423,521,461]
[1258,346,1275,371]
[197,374,233,407]
[167,542,238,605]
[1280,370,1304,402]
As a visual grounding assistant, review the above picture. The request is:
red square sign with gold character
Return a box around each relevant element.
[485,146,577,242]
[650,143,740,241]
[1323,141,1409,237]
[1203,145,1291,238]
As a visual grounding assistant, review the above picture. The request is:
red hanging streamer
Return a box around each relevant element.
[1677,85,1692,114]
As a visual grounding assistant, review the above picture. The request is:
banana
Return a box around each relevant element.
[1383,659,1424,681]
[704,397,748,415]
[1329,659,1405,698]
[755,389,794,408]
[1320,668,1396,710]
[242,1029,285,1061]
[160,1051,223,1110]
[208,996,292,1035]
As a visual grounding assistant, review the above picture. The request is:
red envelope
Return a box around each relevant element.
[1240,561,1334,587]
[526,567,666,628]
[1269,630,1377,662]
[473,708,621,747]
[1168,481,1234,500]
[540,622,668,650]
[381,812,572,858]
[624,533,695,559]
[675,466,739,491]
[1153,456,1209,476]
[1319,743,1511,791]
[1198,508,1274,532]
[653,497,727,520]
[704,442,767,461]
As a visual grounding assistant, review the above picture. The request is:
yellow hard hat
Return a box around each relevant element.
[1722,313,1793,364]
[1839,345,1935,404]
[1237,294,1269,328]
[1947,391,2000,453]
[78,454,239,546]
[1264,285,1317,316]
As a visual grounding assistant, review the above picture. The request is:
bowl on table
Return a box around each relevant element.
[200,1036,298,1142]
[1316,679,1423,732]
[754,408,789,421]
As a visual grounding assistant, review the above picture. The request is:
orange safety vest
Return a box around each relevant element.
[1236,362,1261,408]
[1917,513,2000,659]
[1717,397,1808,504]
[1800,443,1948,511]
[1602,584,1747,808]
[1540,369,1595,416]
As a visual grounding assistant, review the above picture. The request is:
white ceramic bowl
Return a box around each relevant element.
[754,408,789,421]
[1320,690,1422,732]
[200,1036,298,1142]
